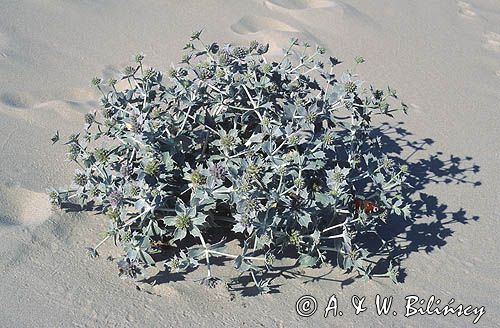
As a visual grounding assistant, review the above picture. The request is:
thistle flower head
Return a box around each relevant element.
[345,81,357,93]
[101,107,113,119]
[181,53,191,64]
[265,253,276,266]
[190,30,202,40]
[322,131,334,145]
[246,163,261,175]
[167,68,177,78]
[261,63,272,74]
[89,186,100,198]
[175,214,191,229]
[117,258,142,279]
[294,177,305,189]
[121,231,132,242]
[232,46,248,59]
[207,161,226,180]
[383,157,394,169]
[329,189,339,197]
[238,180,251,193]
[150,107,162,119]
[94,148,108,162]
[107,78,117,87]
[91,77,102,87]
[129,185,140,197]
[283,149,298,162]
[108,190,123,208]
[48,190,61,206]
[277,165,287,176]
[104,119,116,129]
[120,164,130,177]
[84,113,95,125]
[166,257,182,272]
[123,66,135,76]
[355,56,365,64]
[135,53,145,63]
[190,169,205,186]
[143,67,155,79]
[249,40,259,50]
[259,234,271,245]
[331,171,345,183]
[106,207,120,221]
[128,115,141,133]
[289,230,301,247]
[144,159,160,176]
[304,111,316,124]
[288,135,299,145]
[218,52,229,65]
[221,135,236,148]
[215,69,225,79]
[198,68,212,80]
[73,172,88,186]
[67,144,80,161]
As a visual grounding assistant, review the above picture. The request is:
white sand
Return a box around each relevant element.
[0,0,499,326]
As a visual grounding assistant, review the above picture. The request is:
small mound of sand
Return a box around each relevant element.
[0,184,52,226]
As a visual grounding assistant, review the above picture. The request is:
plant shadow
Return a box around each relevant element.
[370,121,480,281]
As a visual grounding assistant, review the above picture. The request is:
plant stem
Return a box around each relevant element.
[243,85,257,109]
[208,250,265,261]
[176,106,193,136]
[250,269,262,292]
[320,233,344,240]
[310,141,323,154]
[93,235,111,251]
[322,218,360,233]
[199,234,212,277]
[383,169,405,190]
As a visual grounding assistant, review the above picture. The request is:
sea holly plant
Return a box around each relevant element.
[51,32,410,294]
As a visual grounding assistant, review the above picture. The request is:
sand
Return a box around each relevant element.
[0,0,499,327]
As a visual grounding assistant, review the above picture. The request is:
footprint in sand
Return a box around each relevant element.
[0,92,33,108]
[230,15,300,35]
[0,184,52,226]
[0,31,9,59]
[264,0,337,10]
[230,15,317,55]
[264,0,376,27]
[457,1,477,18]
[482,31,500,52]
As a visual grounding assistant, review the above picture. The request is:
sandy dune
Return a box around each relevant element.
[0,0,499,327]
